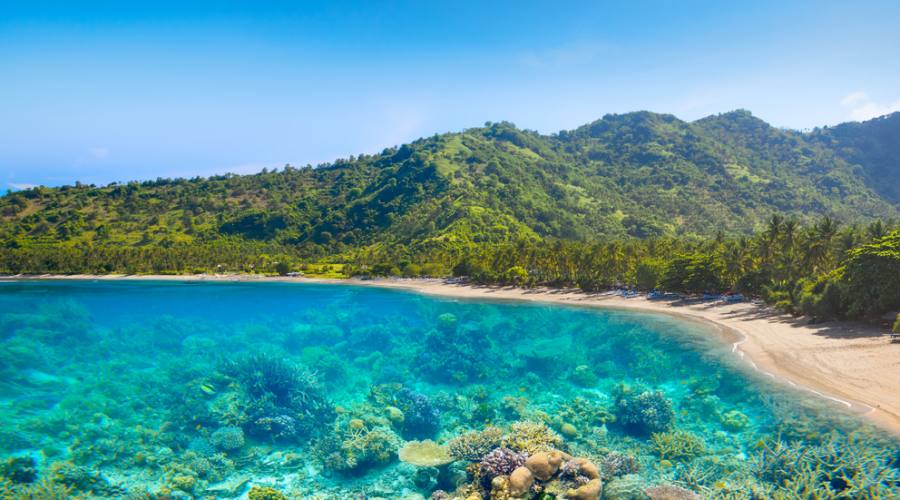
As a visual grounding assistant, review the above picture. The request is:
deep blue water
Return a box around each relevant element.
[0,280,896,498]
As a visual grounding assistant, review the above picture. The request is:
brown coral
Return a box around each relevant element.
[524,450,565,481]
[398,440,454,467]
[508,466,534,497]
[566,478,601,500]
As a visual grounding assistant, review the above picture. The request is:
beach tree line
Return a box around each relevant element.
[2,216,896,322]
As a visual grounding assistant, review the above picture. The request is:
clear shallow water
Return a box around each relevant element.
[0,280,896,499]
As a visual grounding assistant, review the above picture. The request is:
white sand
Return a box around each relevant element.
[8,274,900,434]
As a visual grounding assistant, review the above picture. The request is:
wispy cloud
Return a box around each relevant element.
[9,183,37,190]
[841,91,900,121]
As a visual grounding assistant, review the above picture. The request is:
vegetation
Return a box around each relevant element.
[1,110,898,320]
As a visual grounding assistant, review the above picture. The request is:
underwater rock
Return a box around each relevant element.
[412,465,440,490]
[571,365,599,387]
[437,313,458,333]
[210,426,245,451]
[52,462,126,496]
[0,430,35,453]
[418,317,496,384]
[204,476,251,497]
[0,456,37,484]
[398,440,454,467]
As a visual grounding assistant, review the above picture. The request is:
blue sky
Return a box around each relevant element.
[2,1,899,188]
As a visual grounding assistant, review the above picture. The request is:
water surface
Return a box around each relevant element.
[0,280,896,498]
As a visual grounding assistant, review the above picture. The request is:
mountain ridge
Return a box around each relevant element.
[1,110,898,255]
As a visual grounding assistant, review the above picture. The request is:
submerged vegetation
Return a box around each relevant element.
[0,281,897,498]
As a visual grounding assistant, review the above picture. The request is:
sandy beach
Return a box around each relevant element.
[6,273,900,435]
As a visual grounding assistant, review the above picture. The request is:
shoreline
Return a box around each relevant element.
[5,273,900,435]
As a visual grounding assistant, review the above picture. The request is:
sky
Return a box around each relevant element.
[2,1,899,188]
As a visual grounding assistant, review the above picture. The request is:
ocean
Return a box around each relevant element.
[0,280,896,498]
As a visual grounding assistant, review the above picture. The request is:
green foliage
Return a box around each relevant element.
[2,112,898,253]
[661,253,724,293]
[1,112,899,320]
[839,230,900,318]
[634,258,664,290]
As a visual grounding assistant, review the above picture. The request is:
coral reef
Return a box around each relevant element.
[448,426,504,461]
[600,451,642,477]
[571,365,599,387]
[602,474,647,499]
[210,425,246,451]
[612,384,675,434]
[644,483,699,499]
[417,313,498,384]
[2,282,898,499]
[222,353,335,442]
[248,485,288,500]
[479,447,527,484]
[753,433,900,498]
[399,440,454,467]
[649,430,705,461]
[0,456,37,484]
[394,387,442,439]
[315,418,401,474]
[503,421,564,454]
[719,409,750,432]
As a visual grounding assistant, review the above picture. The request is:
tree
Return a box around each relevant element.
[275,261,291,276]
[840,230,900,318]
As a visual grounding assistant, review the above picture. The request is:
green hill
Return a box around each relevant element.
[2,110,898,255]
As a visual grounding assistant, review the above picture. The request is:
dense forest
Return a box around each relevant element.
[1,110,898,320]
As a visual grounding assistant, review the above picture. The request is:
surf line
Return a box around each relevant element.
[730,332,857,410]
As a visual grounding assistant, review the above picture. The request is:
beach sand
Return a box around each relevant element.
[7,273,900,434]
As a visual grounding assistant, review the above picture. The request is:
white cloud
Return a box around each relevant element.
[841,91,900,121]
[9,183,37,190]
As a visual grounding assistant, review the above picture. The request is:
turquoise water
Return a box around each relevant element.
[0,280,897,499]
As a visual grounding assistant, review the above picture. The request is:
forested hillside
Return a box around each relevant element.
[1,111,899,319]
[2,110,898,255]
